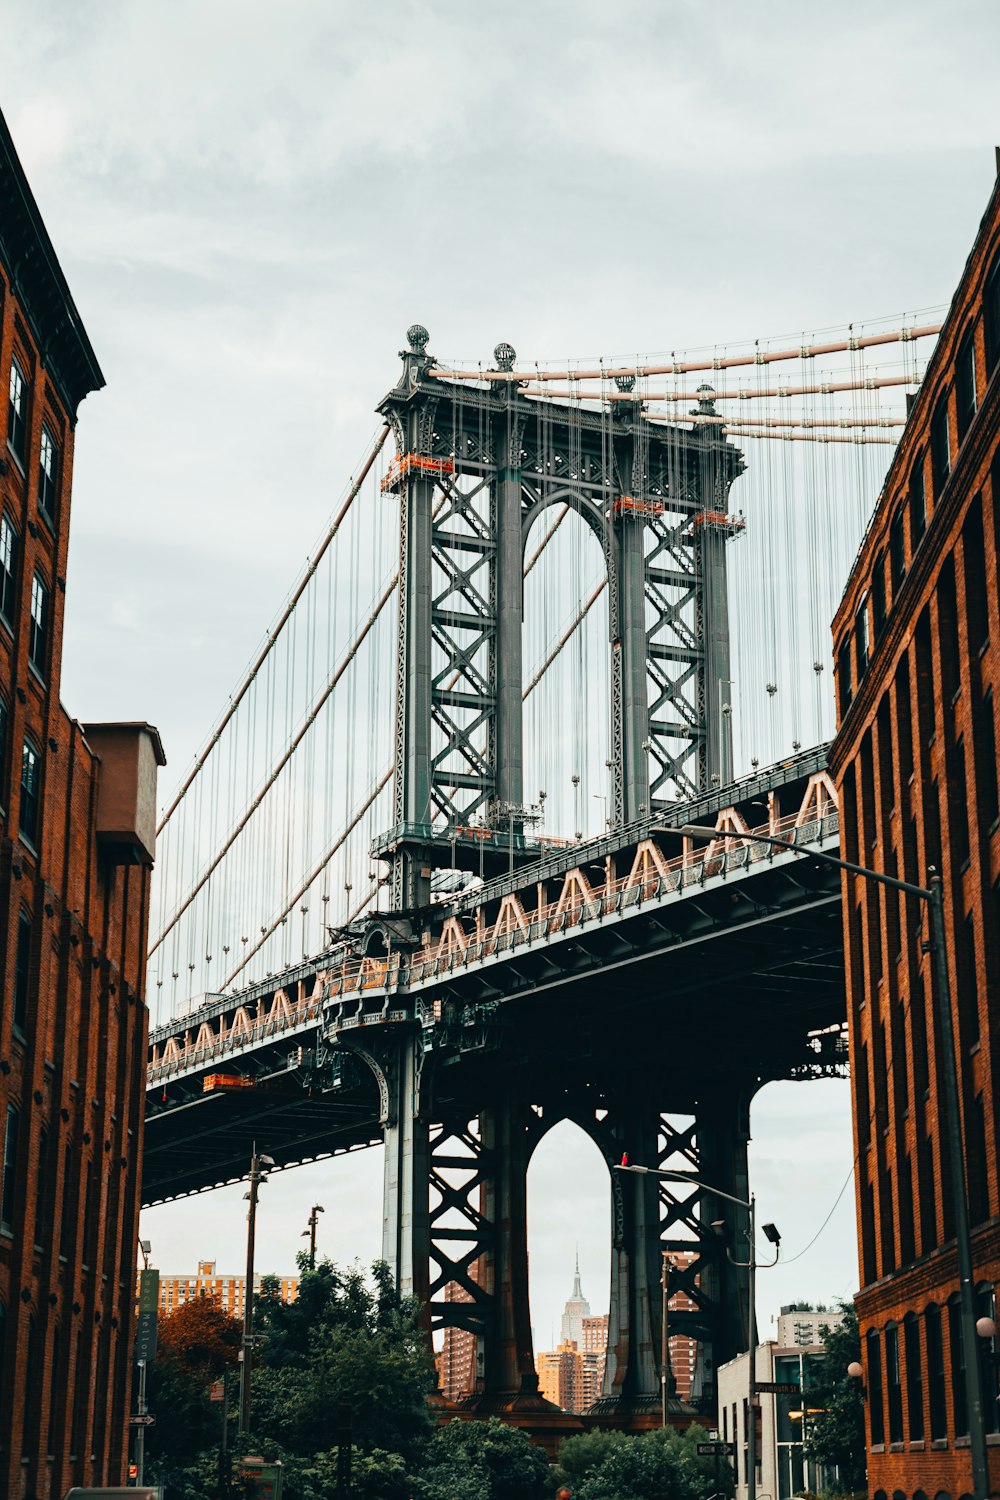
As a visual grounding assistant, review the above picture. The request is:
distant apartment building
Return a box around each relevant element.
[666,1248,699,1403]
[148,1259,299,1320]
[775,1303,842,1349]
[435,1280,478,1402]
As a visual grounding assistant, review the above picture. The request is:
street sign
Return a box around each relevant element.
[756,1380,802,1395]
[697,1441,734,1456]
[135,1309,158,1363]
[209,1379,226,1402]
[138,1268,160,1313]
[129,1414,156,1425]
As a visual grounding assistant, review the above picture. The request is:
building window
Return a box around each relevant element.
[931,394,951,497]
[35,1127,49,1251]
[910,457,926,545]
[867,1328,885,1446]
[976,1285,999,1434]
[855,595,870,675]
[0,695,8,799]
[1,1104,19,1232]
[986,252,1000,376]
[905,1312,924,1441]
[885,1323,903,1443]
[889,506,906,591]
[0,513,17,626]
[38,423,58,522]
[956,330,978,443]
[927,1303,947,1438]
[19,738,40,847]
[949,1293,969,1436]
[29,573,48,678]
[837,637,853,718]
[13,910,30,1035]
[872,552,887,638]
[979,690,999,827]
[7,357,27,467]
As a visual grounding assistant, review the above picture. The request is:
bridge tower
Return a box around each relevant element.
[372,327,744,913]
[363,330,753,1429]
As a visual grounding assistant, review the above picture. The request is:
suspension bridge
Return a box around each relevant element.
[143,314,940,1429]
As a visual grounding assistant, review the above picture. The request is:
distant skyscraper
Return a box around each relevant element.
[536,1258,607,1414]
[559,1251,591,1347]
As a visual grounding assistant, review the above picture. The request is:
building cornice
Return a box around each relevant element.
[0,108,104,422]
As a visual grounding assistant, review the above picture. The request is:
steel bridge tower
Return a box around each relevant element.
[349,331,757,1429]
[372,327,744,913]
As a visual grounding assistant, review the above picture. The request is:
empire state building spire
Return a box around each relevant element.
[561,1250,590,1347]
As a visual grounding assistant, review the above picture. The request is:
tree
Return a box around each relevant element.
[413,1417,551,1500]
[556,1424,732,1500]
[250,1256,435,1465]
[144,1294,241,1488]
[803,1301,866,1491]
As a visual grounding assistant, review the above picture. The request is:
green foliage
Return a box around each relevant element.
[556,1423,733,1500]
[413,1417,552,1500]
[803,1302,866,1491]
[251,1257,435,1463]
[143,1294,241,1485]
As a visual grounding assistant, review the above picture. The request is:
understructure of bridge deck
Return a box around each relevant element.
[145,747,847,1424]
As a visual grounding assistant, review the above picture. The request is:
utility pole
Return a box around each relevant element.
[239,1145,274,1436]
[660,1251,674,1428]
[302,1203,325,1269]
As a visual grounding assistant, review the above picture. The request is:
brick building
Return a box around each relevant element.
[0,110,164,1498]
[830,166,1000,1496]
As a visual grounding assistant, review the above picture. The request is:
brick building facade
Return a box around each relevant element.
[0,110,163,1498]
[830,168,1000,1496]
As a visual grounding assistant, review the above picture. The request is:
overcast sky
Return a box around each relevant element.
[5,0,1000,1353]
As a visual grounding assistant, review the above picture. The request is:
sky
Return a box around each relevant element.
[4,0,1000,1350]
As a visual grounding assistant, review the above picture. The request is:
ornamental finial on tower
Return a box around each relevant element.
[494,341,516,372]
[614,374,637,394]
[406,324,430,354]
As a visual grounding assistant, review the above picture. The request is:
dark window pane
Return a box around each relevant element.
[910,458,927,545]
[978,691,999,827]
[905,1312,924,1441]
[963,495,989,653]
[872,553,887,637]
[13,910,30,1034]
[838,638,853,718]
[38,423,58,521]
[949,1294,968,1435]
[35,1127,48,1251]
[1,1104,19,1229]
[0,695,8,796]
[890,507,906,590]
[19,739,40,846]
[886,1324,903,1442]
[0,514,17,624]
[867,1328,885,1446]
[927,1303,947,1438]
[856,597,870,674]
[986,253,1000,375]
[931,395,951,497]
[29,573,48,678]
[977,1285,999,1434]
[956,331,977,443]
[6,358,26,465]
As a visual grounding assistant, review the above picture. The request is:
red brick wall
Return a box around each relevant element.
[830,174,1000,1496]
[0,263,154,1495]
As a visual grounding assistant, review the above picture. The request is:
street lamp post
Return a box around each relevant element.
[614,1160,779,1500]
[239,1146,275,1437]
[680,820,990,1500]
